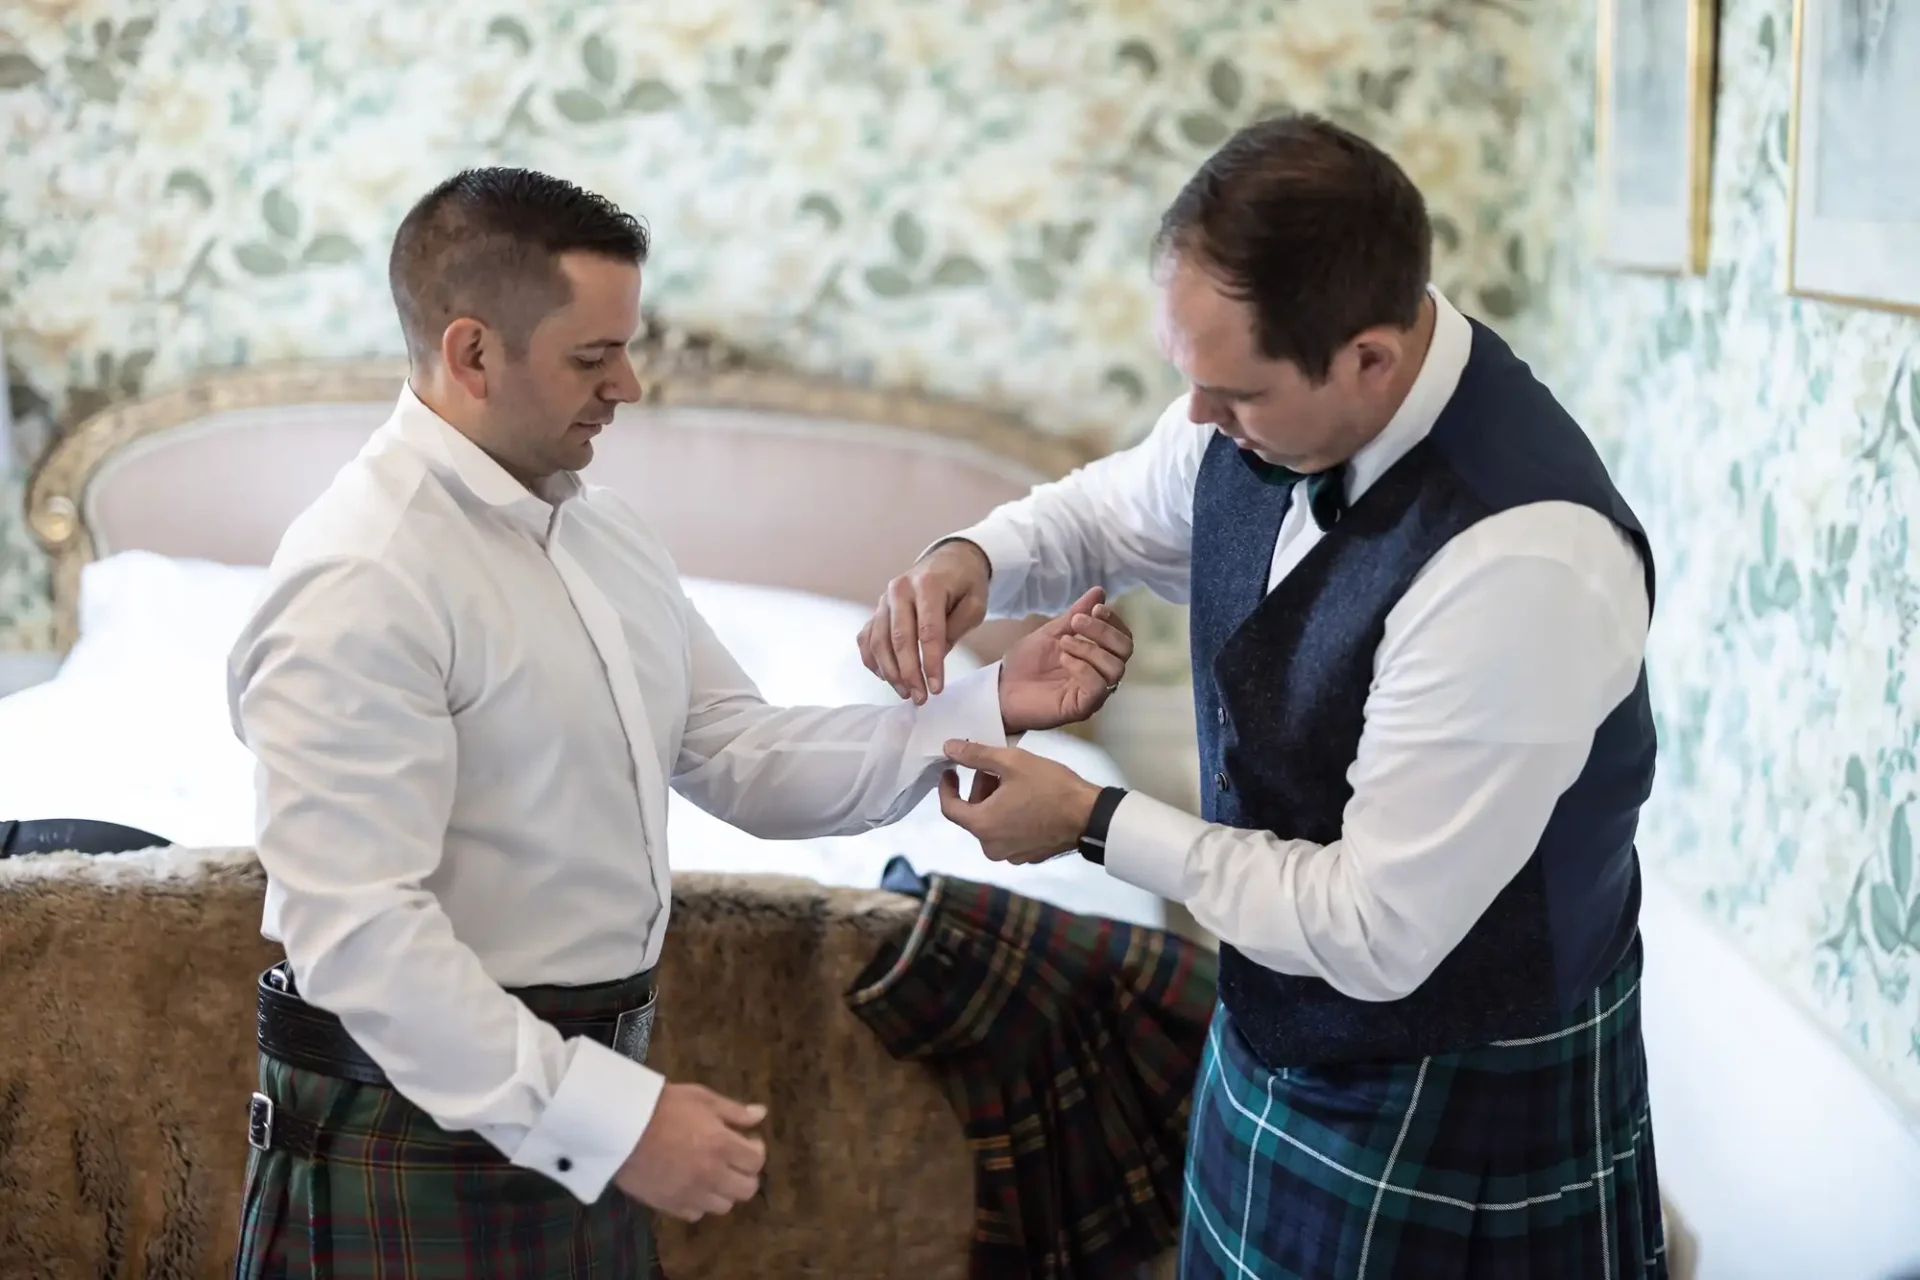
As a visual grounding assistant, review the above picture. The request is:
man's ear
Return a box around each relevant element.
[441,318,490,400]
[1344,324,1407,389]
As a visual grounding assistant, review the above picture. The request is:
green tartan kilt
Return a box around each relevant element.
[234,1053,662,1280]
[1179,934,1666,1280]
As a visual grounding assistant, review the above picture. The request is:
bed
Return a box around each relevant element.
[0,320,1191,1279]
[6,317,1165,931]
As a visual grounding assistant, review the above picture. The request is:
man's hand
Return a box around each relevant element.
[996,587,1133,734]
[858,540,991,704]
[614,1082,768,1222]
[938,739,1103,864]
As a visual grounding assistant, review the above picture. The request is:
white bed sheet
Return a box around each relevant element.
[0,556,1165,929]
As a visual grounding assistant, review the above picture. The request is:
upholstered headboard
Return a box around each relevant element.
[26,317,1097,659]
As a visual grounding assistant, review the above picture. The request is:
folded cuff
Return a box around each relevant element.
[510,1037,665,1203]
[1102,791,1204,901]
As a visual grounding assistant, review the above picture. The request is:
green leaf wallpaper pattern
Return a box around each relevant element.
[3,0,1918,1116]
[1524,0,1920,1111]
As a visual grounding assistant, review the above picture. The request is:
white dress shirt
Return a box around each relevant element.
[951,288,1650,1003]
[228,385,1006,1204]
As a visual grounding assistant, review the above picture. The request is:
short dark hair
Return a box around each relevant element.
[1155,114,1431,381]
[388,167,650,364]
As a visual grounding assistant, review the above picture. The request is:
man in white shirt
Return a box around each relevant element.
[227,167,1136,1280]
[860,115,1668,1277]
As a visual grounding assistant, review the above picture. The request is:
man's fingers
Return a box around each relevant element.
[871,594,907,696]
[694,1191,736,1217]
[942,739,1023,773]
[856,620,879,678]
[887,578,928,704]
[723,1130,768,1175]
[1069,611,1135,661]
[939,771,984,832]
[714,1167,761,1205]
[1064,635,1125,685]
[914,579,951,696]
[966,768,1000,803]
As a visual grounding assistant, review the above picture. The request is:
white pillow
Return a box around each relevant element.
[60,551,270,687]
[57,554,979,714]
[679,575,983,708]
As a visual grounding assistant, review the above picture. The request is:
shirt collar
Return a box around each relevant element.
[1341,284,1473,505]
[385,382,582,532]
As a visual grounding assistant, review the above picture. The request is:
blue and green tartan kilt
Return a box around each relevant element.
[233,971,664,1280]
[1179,936,1665,1279]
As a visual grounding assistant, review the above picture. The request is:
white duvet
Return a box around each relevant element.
[0,553,1164,928]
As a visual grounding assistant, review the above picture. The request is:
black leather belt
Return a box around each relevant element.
[253,963,657,1089]
[249,963,658,1160]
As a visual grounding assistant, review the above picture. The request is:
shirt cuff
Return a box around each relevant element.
[510,1037,666,1203]
[1102,791,1205,900]
[906,661,1008,756]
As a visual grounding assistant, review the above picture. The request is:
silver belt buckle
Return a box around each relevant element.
[247,1092,274,1151]
[611,991,657,1065]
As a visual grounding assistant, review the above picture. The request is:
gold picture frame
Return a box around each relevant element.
[1785,0,1920,316]
[1595,0,1719,274]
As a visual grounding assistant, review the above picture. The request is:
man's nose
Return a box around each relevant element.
[1188,390,1227,428]
[604,351,644,404]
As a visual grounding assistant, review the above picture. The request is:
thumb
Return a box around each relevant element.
[943,739,1019,774]
[1066,585,1105,618]
[709,1094,768,1129]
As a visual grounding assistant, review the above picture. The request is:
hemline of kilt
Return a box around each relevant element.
[1179,937,1667,1279]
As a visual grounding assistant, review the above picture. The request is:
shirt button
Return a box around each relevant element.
[1214,771,1229,793]
[557,1157,573,1173]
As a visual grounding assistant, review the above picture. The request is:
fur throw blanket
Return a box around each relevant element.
[0,848,974,1279]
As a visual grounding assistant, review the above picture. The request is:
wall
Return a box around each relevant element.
[1,0,1544,663]
[1525,0,1920,1116]
[14,0,1911,1126]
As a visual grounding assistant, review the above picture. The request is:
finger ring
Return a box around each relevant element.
[1105,682,1119,693]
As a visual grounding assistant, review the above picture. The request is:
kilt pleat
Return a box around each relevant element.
[233,970,664,1280]
[1179,935,1666,1280]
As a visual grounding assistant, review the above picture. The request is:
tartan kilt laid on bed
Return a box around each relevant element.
[1181,935,1665,1280]
[848,867,1219,1279]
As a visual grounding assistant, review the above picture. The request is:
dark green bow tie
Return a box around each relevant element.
[1236,449,1348,531]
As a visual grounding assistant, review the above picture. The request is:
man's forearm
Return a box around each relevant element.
[674,638,1008,838]
[941,416,1200,617]
[947,485,1190,619]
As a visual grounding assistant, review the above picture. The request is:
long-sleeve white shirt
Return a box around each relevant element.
[949,288,1650,1003]
[228,384,1006,1204]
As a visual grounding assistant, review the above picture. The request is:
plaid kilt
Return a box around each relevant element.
[234,970,664,1280]
[848,871,1219,1279]
[1180,934,1665,1280]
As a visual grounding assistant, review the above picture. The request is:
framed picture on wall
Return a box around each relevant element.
[1787,0,1920,314]
[1595,0,1719,274]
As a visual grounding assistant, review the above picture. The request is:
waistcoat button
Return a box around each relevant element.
[1214,771,1229,793]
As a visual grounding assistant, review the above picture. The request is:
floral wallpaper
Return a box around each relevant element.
[4,0,1916,1118]
[0,0,1542,662]
[1525,0,1920,1114]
